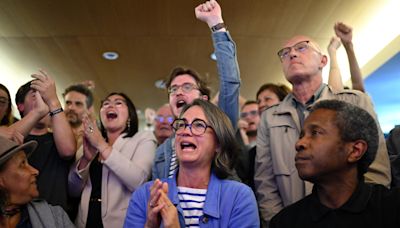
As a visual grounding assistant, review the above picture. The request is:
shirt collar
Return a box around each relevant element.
[291,83,326,107]
[310,181,373,222]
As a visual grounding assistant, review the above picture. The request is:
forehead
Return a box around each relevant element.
[0,89,8,98]
[65,91,86,101]
[258,89,276,99]
[182,105,207,121]
[242,103,258,111]
[104,94,125,101]
[304,109,337,129]
[157,105,172,116]
[171,74,197,86]
[283,35,312,47]
[3,151,26,168]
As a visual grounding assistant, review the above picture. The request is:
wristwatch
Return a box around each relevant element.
[211,23,226,32]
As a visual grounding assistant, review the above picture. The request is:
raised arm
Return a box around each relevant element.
[195,0,240,128]
[334,22,365,92]
[5,91,49,142]
[327,36,344,91]
[31,70,76,159]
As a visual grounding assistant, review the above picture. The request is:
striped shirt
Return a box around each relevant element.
[168,149,178,178]
[178,186,207,227]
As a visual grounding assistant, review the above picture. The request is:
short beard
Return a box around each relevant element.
[68,119,82,128]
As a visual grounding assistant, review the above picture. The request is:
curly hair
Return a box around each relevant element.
[312,99,379,180]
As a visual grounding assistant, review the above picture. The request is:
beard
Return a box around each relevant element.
[65,111,82,128]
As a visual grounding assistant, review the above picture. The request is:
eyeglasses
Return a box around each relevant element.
[168,83,199,95]
[240,110,259,118]
[277,40,312,61]
[155,115,174,124]
[101,99,126,108]
[171,118,212,136]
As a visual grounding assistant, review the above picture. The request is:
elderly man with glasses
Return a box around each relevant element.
[254,35,391,226]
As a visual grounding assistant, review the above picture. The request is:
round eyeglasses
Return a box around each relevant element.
[155,115,174,124]
[171,118,212,136]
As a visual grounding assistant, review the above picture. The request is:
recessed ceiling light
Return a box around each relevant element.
[102,51,119,60]
[155,79,166,89]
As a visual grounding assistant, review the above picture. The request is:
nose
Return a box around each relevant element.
[289,48,298,59]
[177,124,192,136]
[29,164,39,176]
[67,103,75,110]
[295,136,306,152]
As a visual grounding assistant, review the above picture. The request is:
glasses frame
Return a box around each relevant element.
[168,83,199,95]
[277,40,312,61]
[240,110,259,118]
[155,115,174,124]
[171,118,213,136]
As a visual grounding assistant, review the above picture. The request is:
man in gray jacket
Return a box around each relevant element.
[254,35,391,226]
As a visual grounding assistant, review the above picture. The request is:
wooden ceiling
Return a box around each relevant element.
[0,0,397,115]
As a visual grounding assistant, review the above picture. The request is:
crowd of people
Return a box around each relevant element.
[0,0,399,227]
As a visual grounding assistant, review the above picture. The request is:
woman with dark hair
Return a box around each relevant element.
[0,136,73,227]
[0,84,17,126]
[69,92,157,228]
[124,99,259,227]
[256,83,291,113]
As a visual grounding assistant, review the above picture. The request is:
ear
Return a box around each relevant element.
[347,140,368,163]
[202,95,209,101]
[17,103,25,114]
[0,175,5,188]
[319,54,328,70]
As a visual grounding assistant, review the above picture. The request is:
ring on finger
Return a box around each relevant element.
[88,125,94,133]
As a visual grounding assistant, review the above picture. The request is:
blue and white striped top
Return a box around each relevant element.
[168,149,178,178]
[178,186,207,227]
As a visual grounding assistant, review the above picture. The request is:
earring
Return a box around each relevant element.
[127,118,131,132]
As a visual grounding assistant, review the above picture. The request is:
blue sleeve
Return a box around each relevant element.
[212,31,240,129]
[229,185,260,227]
[123,184,150,227]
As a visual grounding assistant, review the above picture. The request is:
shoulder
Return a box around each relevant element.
[155,136,173,154]
[324,86,369,101]
[121,131,157,147]
[270,195,311,226]
[28,199,70,219]
[219,179,254,196]
[134,130,157,141]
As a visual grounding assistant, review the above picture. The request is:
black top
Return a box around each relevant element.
[16,206,31,228]
[270,182,400,228]
[86,154,103,228]
[25,133,73,213]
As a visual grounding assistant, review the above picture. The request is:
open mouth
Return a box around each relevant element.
[106,111,118,120]
[176,100,187,109]
[181,141,197,151]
